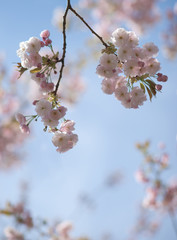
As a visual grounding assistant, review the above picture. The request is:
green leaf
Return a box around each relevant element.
[140,82,145,93]
[145,86,153,101]
[149,85,157,96]
[30,68,41,74]
[145,79,156,87]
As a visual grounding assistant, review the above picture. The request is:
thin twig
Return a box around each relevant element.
[69,5,108,48]
[53,0,71,95]
[54,0,108,95]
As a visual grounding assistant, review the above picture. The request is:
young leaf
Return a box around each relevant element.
[145,86,153,101]
[140,82,145,93]
[146,79,156,87]
[30,68,41,74]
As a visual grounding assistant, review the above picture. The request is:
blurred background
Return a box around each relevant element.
[0,0,177,239]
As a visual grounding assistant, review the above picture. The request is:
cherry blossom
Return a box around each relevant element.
[96,28,167,109]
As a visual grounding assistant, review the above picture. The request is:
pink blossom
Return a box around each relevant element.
[101,78,116,94]
[52,131,78,153]
[20,124,30,134]
[49,109,62,121]
[143,42,159,57]
[56,221,73,237]
[40,30,50,39]
[35,99,52,117]
[26,37,41,53]
[99,53,118,69]
[57,106,67,119]
[60,120,75,133]
[135,169,149,183]
[4,226,24,240]
[115,86,128,101]
[41,115,59,128]
[15,113,26,125]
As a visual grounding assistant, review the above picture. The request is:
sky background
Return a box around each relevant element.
[0,0,177,239]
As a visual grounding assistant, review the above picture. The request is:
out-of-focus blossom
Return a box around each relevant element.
[78,0,160,37]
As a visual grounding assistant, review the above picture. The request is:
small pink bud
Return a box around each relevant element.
[157,76,163,82]
[16,113,26,125]
[37,63,42,68]
[47,82,54,91]
[20,124,30,134]
[40,41,45,47]
[45,39,52,46]
[161,75,168,82]
[40,73,45,78]
[40,81,48,88]
[155,84,162,91]
[40,30,50,39]
[36,73,41,78]
[157,73,163,77]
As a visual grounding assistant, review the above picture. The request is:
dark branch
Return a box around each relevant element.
[54,0,108,95]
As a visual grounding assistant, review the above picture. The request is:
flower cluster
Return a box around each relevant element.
[0,202,33,229]
[16,31,78,153]
[135,141,177,212]
[79,0,160,37]
[0,202,87,240]
[4,227,24,240]
[162,2,177,59]
[16,98,78,153]
[96,28,168,109]
[0,58,29,170]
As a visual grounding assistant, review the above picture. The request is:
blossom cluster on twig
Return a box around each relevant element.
[163,2,177,59]
[135,141,177,213]
[16,30,78,153]
[96,28,168,109]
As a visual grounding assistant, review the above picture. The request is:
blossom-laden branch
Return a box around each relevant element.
[0,201,87,240]
[135,141,177,238]
[96,28,168,109]
[16,1,168,153]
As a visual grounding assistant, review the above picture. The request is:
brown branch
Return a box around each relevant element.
[53,0,71,95]
[54,0,108,95]
[69,5,108,48]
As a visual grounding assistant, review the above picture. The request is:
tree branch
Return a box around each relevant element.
[54,0,108,95]
[69,5,108,48]
[53,0,70,95]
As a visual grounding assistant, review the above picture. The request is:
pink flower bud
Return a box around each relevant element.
[47,82,54,91]
[16,113,26,125]
[155,84,162,91]
[161,75,168,82]
[40,73,45,78]
[40,81,48,88]
[37,63,42,68]
[157,73,163,77]
[45,39,52,46]
[36,73,41,78]
[20,124,30,134]
[40,30,50,39]
[40,41,45,47]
